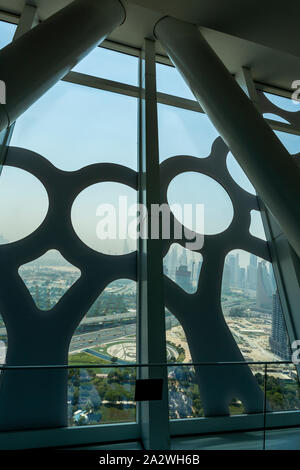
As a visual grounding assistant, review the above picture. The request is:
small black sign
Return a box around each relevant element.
[134,378,164,401]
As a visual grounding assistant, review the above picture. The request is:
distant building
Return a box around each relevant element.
[256,261,273,310]
[222,262,231,294]
[269,292,290,360]
[247,254,258,290]
[175,265,192,293]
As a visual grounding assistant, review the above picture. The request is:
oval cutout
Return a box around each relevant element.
[167,172,233,235]
[0,166,48,244]
[71,182,137,255]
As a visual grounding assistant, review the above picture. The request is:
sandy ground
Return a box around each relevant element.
[166,326,191,363]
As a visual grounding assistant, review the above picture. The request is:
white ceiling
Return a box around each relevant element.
[1,0,300,91]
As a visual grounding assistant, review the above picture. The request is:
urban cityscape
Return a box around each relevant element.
[0,238,299,425]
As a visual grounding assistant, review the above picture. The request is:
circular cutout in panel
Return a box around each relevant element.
[263,113,290,124]
[167,172,233,235]
[226,153,256,195]
[250,210,267,241]
[71,182,137,255]
[264,92,300,113]
[0,166,49,244]
[164,243,203,294]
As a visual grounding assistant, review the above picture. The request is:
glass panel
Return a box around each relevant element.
[168,363,265,420]
[0,77,138,429]
[156,63,195,100]
[266,364,300,412]
[158,104,219,162]
[73,47,138,86]
[68,366,136,426]
[70,280,136,361]
[222,250,290,363]
[10,81,138,170]
[0,20,16,49]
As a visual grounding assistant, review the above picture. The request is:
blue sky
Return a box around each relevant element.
[0,20,299,266]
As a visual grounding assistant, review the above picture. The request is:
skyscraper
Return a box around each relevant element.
[269,292,290,360]
[222,262,231,294]
[175,265,192,293]
[256,260,273,310]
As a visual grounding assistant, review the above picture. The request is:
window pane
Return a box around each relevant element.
[73,47,138,86]
[159,102,290,421]
[156,63,195,100]
[0,78,137,429]
[0,20,16,49]
[10,81,138,171]
[158,104,218,162]
[221,250,290,362]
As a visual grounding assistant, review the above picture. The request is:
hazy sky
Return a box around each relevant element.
[0,20,298,265]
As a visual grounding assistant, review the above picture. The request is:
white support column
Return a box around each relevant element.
[0,0,125,131]
[154,16,300,259]
[137,39,170,450]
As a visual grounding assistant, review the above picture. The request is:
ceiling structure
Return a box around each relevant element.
[0,0,300,92]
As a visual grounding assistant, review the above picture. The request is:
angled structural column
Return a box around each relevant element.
[0,3,38,171]
[154,17,300,258]
[0,0,125,131]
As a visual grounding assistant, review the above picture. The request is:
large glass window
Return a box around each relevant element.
[0,49,138,429]
[72,46,139,86]
[156,63,195,100]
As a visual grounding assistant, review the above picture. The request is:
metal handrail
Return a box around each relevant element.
[0,360,295,370]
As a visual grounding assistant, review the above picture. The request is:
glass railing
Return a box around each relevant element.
[0,360,299,449]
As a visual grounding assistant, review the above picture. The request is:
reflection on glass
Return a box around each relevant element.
[222,250,290,363]
[158,104,219,161]
[73,47,138,86]
[68,366,136,426]
[164,244,202,294]
[156,63,195,100]
[10,81,138,170]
